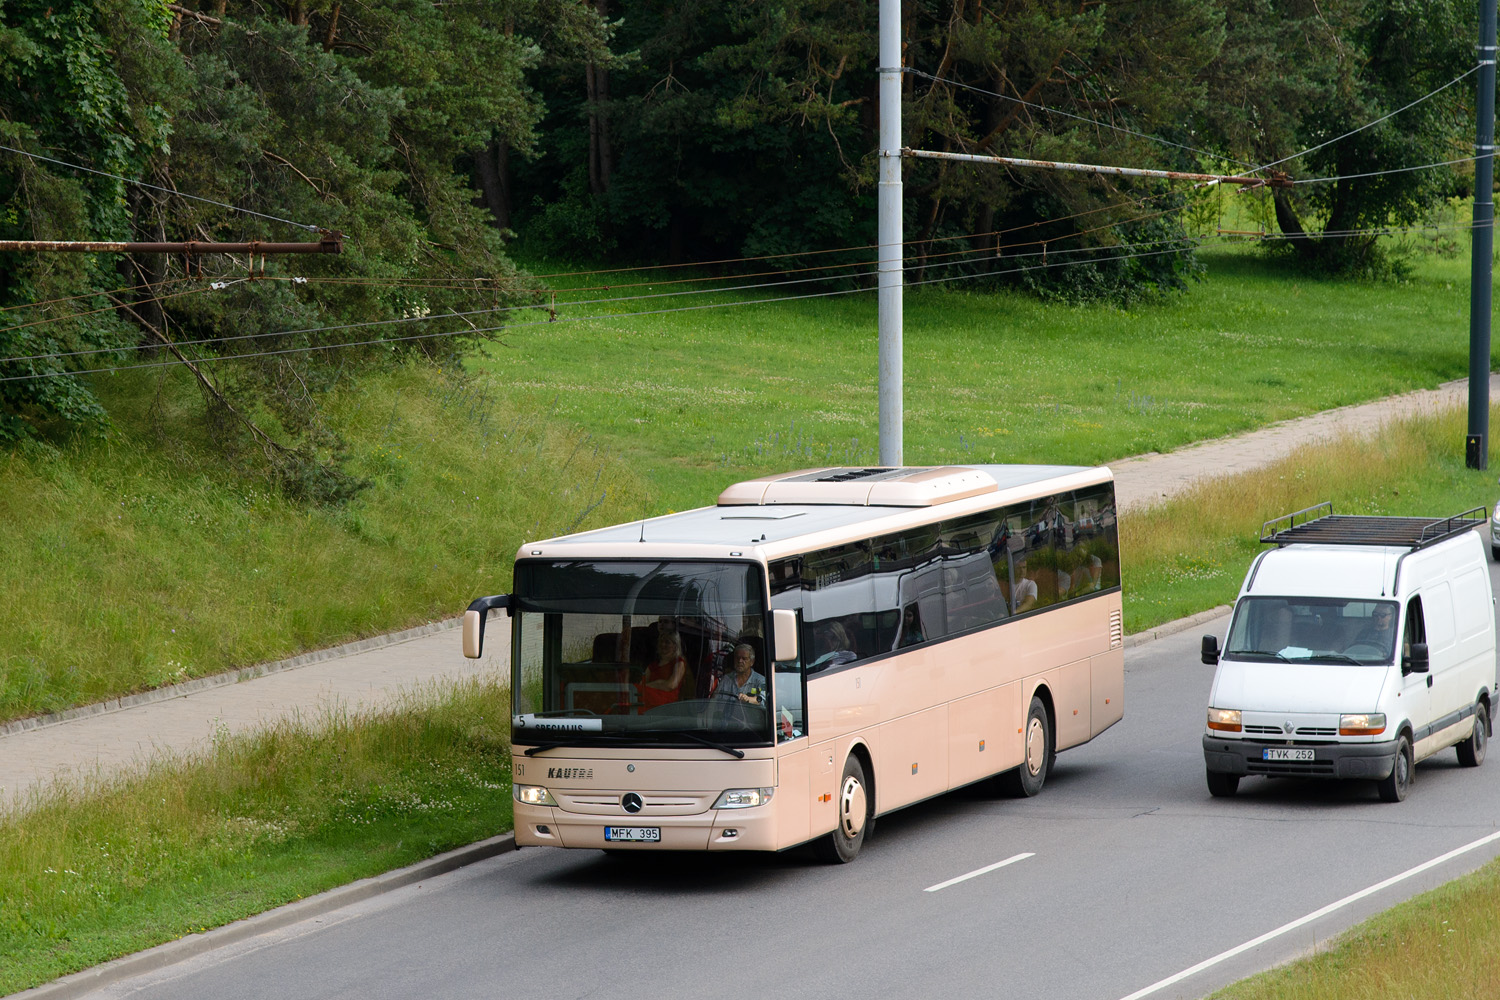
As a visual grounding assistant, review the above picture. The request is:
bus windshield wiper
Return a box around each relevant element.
[667,731,745,759]
[522,734,636,756]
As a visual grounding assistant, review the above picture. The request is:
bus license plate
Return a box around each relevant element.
[605,826,660,843]
[1262,748,1314,762]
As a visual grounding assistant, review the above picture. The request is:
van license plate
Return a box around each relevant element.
[604,827,660,842]
[1262,748,1314,762]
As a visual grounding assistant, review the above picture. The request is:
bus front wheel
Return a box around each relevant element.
[814,755,871,863]
[999,696,1053,797]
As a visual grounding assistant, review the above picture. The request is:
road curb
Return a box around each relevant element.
[0,618,462,739]
[9,833,516,1000]
[1123,605,1232,649]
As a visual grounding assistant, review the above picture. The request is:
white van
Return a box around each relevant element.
[1201,504,1496,802]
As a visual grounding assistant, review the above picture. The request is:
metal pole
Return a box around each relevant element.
[1469,0,1496,470]
[878,0,903,466]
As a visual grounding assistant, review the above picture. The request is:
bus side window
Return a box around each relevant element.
[774,655,805,741]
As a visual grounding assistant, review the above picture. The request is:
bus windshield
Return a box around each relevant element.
[511,560,774,746]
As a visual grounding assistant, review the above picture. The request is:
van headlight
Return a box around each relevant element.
[1207,708,1242,732]
[714,788,775,809]
[1339,713,1387,736]
[514,784,558,806]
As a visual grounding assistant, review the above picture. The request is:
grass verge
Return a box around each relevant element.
[1208,856,1500,999]
[1123,402,1500,633]
[0,361,649,724]
[4,404,1499,996]
[488,244,1493,511]
[0,675,513,996]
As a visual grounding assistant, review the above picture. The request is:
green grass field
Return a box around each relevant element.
[0,362,650,723]
[482,243,1490,511]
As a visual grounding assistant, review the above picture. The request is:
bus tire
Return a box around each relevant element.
[999,696,1053,797]
[1458,702,1488,767]
[1377,734,1413,803]
[813,755,871,863]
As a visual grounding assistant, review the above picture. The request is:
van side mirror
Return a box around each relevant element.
[1201,635,1220,666]
[1403,641,1429,675]
[462,594,512,659]
[772,609,799,663]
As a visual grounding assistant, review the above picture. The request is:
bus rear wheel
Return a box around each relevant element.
[998,696,1053,797]
[814,755,871,863]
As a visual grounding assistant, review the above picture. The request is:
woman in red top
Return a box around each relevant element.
[639,629,688,709]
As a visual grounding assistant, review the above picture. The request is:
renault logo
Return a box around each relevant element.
[622,792,643,814]
[1284,721,1295,734]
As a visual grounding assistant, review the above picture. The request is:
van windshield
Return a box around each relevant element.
[1224,597,1398,666]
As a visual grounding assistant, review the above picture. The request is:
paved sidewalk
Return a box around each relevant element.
[2,374,1494,809]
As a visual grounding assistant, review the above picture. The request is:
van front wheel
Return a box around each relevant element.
[1206,771,1239,797]
[1378,735,1413,802]
[1458,703,1489,767]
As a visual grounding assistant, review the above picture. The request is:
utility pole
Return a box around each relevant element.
[1469,0,1496,471]
[878,0,903,466]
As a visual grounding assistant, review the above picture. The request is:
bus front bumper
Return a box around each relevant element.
[514,801,780,851]
[1203,735,1401,781]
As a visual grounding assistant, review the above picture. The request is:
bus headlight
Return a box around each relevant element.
[1339,713,1387,736]
[514,784,558,806]
[1207,708,1242,732]
[714,788,775,809]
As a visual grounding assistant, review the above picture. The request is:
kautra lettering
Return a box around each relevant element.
[546,767,594,780]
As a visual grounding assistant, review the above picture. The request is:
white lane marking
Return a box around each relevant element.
[1116,828,1500,1000]
[924,852,1035,892]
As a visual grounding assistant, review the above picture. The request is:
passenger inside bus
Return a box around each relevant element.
[898,604,926,647]
[809,620,858,671]
[638,628,689,709]
[1011,557,1038,613]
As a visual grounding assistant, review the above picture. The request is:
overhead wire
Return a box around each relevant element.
[1234,66,1480,178]
[1,214,1483,383]
[0,143,322,232]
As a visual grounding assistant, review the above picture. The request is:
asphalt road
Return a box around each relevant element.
[84,563,1500,1000]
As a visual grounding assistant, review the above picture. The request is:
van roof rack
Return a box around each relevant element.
[1260,501,1488,550]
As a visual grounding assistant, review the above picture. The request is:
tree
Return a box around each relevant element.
[1206,0,1473,274]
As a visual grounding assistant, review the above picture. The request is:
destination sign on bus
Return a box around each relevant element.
[513,714,604,732]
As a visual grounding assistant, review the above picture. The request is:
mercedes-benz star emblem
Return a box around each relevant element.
[622,792,643,814]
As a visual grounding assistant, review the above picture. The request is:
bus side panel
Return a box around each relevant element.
[949,682,1021,786]
[775,745,811,849]
[808,740,839,838]
[1053,658,1093,750]
[876,705,950,811]
[1090,648,1124,736]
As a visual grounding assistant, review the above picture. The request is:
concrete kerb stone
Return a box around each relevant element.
[0,617,463,739]
[1123,605,1231,649]
[9,834,517,1000]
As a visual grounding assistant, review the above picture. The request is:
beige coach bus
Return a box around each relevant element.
[463,465,1123,862]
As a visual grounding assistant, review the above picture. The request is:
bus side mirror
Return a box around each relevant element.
[1403,641,1430,675]
[1201,635,1220,666]
[462,594,512,659]
[772,609,799,663]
